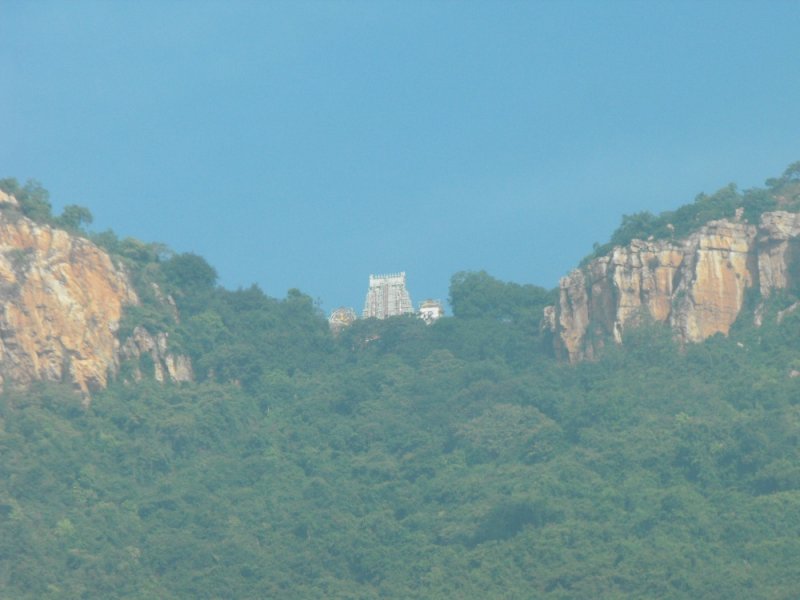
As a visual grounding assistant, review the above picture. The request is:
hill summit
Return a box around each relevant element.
[546,211,800,361]
[546,163,800,362]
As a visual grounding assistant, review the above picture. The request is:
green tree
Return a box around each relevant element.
[448,270,553,322]
[56,205,93,232]
[161,253,218,294]
[0,178,54,223]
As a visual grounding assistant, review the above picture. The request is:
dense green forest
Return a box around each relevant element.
[3,170,800,598]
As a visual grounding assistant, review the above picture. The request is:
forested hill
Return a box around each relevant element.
[3,165,800,598]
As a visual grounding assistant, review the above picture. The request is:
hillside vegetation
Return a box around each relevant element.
[3,166,800,598]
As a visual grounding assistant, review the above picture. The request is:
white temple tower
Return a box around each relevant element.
[363,272,414,319]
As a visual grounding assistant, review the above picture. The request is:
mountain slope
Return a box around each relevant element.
[2,164,800,598]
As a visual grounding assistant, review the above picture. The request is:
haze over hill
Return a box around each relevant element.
[4,5,800,594]
[2,163,800,597]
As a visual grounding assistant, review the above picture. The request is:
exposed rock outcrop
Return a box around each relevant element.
[0,209,138,395]
[120,326,193,384]
[756,211,800,297]
[0,196,192,399]
[548,211,800,362]
[0,190,19,208]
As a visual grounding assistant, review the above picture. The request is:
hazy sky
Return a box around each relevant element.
[3,1,799,312]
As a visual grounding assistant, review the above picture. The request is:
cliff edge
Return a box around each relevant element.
[0,190,191,398]
[545,210,800,362]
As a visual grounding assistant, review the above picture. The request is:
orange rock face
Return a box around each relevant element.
[0,210,138,396]
[548,213,800,362]
[671,222,755,343]
[756,211,800,296]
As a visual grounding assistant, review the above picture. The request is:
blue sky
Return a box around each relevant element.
[2,1,799,312]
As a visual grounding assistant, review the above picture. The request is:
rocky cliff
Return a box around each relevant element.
[120,325,194,384]
[0,193,190,398]
[546,210,800,362]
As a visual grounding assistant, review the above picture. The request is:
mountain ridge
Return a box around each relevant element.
[0,163,799,397]
[546,212,789,361]
[546,163,800,362]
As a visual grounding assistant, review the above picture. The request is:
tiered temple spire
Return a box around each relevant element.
[363,272,414,319]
